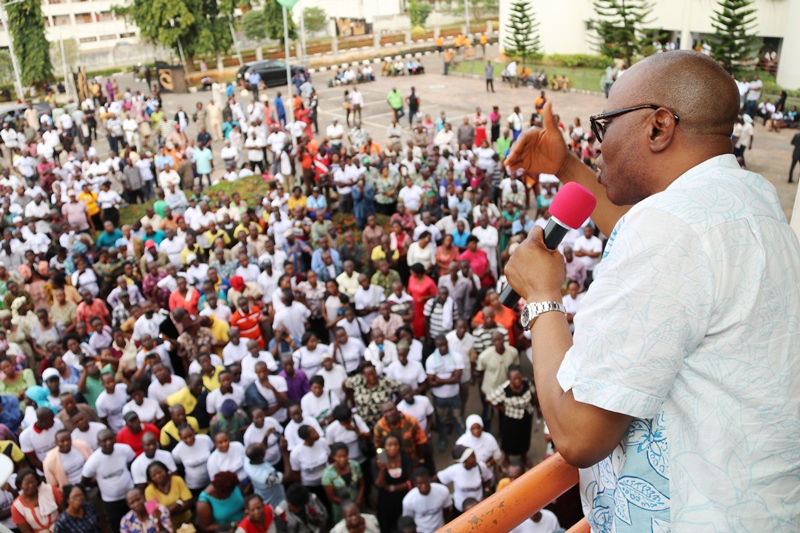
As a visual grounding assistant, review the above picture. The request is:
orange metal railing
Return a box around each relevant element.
[437,453,582,533]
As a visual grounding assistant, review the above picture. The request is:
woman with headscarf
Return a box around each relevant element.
[455,414,502,471]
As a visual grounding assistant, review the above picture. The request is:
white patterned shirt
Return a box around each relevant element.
[557,155,800,531]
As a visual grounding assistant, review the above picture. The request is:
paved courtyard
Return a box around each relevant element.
[124,48,800,220]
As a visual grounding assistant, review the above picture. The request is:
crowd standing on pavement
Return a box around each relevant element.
[0,42,787,533]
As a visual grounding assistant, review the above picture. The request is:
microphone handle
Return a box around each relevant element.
[499,218,569,309]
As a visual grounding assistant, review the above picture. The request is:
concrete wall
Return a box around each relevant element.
[300,0,404,23]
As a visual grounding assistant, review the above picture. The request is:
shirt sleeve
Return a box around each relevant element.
[557,207,715,419]
[436,465,455,485]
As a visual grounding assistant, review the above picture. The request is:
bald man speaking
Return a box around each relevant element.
[505,51,800,531]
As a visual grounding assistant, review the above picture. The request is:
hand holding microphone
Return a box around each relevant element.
[500,182,597,308]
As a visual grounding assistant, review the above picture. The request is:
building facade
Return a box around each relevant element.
[0,0,138,52]
[498,0,800,89]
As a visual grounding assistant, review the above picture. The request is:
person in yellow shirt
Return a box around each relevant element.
[160,404,200,451]
[204,220,231,247]
[203,315,230,357]
[166,375,210,434]
[287,187,308,212]
[196,353,224,391]
[496,462,525,492]
[444,48,456,76]
[436,36,444,52]
[480,34,488,56]
[78,184,101,230]
[144,461,194,528]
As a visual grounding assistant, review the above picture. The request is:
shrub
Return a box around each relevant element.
[543,53,613,69]
[411,26,427,41]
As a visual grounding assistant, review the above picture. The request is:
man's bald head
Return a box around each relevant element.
[596,51,740,206]
[612,50,739,137]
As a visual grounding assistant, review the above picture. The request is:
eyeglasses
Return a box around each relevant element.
[589,104,680,143]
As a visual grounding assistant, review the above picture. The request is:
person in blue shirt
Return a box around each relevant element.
[451,220,470,249]
[154,147,174,171]
[511,212,534,235]
[192,145,214,189]
[274,93,286,126]
[248,71,261,99]
[96,221,123,248]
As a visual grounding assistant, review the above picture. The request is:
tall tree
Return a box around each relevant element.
[264,0,297,43]
[114,0,235,61]
[408,0,432,28]
[590,0,653,67]
[503,0,540,65]
[5,0,53,86]
[303,6,327,34]
[709,0,759,74]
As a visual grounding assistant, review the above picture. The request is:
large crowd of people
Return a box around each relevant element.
[0,45,787,533]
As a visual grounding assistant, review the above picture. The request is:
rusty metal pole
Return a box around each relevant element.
[436,453,580,533]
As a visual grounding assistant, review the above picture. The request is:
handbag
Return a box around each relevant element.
[342,101,351,110]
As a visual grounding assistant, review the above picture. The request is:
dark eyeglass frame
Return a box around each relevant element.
[589,104,680,143]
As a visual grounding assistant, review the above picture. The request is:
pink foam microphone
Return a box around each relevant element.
[499,182,597,308]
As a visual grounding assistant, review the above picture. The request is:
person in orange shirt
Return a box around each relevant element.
[471,289,517,346]
[436,36,444,52]
[359,138,381,155]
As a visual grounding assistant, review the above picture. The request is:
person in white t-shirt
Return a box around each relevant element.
[81,429,136,528]
[300,375,340,427]
[572,225,603,286]
[208,433,247,482]
[148,363,187,405]
[509,509,561,533]
[289,425,330,487]
[446,320,476,407]
[243,407,284,467]
[332,327,365,375]
[385,346,427,393]
[130,432,178,485]
[434,445,493,512]
[396,384,434,434]
[425,336,465,451]
[20,407,65,473]
[45,430,92,489]
[284,403,325,452]
[317,354,348,404]
[273,291,311,341]
[171,425,215,490]
[563,280,583,334]
[250,361,290,423]
[95,374,129,433]
[206,370,245,414]
[402,469,453,533]
[292,333,329,379]
[123,386,165,425]
[70,412,106,451]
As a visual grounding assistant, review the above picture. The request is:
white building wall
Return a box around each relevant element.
[498,0,799,88]
[300,0,404,24]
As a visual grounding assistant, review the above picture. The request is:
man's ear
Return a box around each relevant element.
[648,109,678,153]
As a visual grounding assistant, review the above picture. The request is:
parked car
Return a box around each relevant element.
[236,60,309,89]
[0,101,52,124]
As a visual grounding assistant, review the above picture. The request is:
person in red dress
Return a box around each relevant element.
[407,263,437,339]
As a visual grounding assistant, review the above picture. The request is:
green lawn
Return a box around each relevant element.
[452,59,606,93]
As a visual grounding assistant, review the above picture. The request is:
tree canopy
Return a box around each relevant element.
[503,0,541,65]
[590,0,653,67]
[5,0,53,86]
[709,0,760,74]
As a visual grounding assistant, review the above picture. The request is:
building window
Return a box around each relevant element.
[119,32,136,38]
[79,36,98,43]
[99,34,116,40]
[74,12,94,23]
[96,11,114,21]
[53,14,71,25]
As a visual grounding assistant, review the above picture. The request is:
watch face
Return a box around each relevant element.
[521,305,532,328]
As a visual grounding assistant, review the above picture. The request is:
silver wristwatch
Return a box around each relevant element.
[521,301,567,330]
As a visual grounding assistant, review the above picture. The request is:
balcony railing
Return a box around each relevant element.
[436,453,590,533]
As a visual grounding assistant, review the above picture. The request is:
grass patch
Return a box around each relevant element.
[452,59,605,92]
[119,176,268,226]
